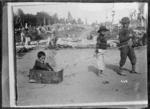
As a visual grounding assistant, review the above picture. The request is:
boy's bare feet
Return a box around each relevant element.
[97,70,104,77]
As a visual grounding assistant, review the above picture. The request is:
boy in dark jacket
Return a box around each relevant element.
[118,17,140,75]
[95,25,109,77]
[33,51,54,71]
[29,51,54,82]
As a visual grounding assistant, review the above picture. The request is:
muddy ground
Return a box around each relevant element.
[16,46,147,107]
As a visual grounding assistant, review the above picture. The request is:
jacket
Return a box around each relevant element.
[33,59,54,71]
[119,28,136,46]
[96,33,107,53]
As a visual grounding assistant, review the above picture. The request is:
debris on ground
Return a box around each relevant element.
[115,89,119,91]
[102,81,109,84]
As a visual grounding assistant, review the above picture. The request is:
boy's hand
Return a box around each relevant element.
[129,34,134,38]
[95,49,98,53]
[45,63,49,66]
[128,39,133,46]
[49,68,54,71]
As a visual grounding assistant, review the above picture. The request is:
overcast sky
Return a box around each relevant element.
[13,2,147,24]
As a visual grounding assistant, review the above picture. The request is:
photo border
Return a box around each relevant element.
[1,0,149,108]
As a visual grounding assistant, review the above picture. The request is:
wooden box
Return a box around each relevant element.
[29,69,63,84]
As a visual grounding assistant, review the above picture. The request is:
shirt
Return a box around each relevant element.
[33,59,54,71]
[96,33,107,53]
[119,28,136,46]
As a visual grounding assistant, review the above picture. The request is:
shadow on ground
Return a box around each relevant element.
[88,66,99,76]
[106,64,131,74]
[88,64,131,76]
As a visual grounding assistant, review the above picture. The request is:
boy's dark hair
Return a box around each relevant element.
[37,51,46,59]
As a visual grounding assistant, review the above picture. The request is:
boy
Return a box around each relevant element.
[33,51,54,71]
[118,17,140,75]
[95,25,109,77]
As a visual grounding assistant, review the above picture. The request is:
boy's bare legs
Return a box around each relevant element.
[97,70,104,77]
[96,52,105,77]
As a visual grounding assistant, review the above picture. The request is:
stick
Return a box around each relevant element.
[108,44,130,49]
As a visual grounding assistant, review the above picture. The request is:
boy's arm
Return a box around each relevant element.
[95,37,101,53]
[45,63,54,71]
[35,60,50,71]
[119,30,131,42]
[130,29,137,39]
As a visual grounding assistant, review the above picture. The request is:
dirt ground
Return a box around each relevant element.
[16,46,147,107]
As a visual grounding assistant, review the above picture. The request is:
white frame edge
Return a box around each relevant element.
[8,3,16,107]
[6,2,148,107]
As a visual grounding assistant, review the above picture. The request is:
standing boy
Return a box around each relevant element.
[118,17,140,75]
[95,25,109,77]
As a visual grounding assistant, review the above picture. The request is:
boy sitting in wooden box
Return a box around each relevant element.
[29,51,63,83]
[33,51,54,71]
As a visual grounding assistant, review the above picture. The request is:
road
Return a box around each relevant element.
[16,46,147,108]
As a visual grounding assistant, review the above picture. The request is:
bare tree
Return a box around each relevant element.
[111,10,115,26]
[138,3,145,15]
[17,9,25,27]
[137,3,145,27]
[67,11,73,23]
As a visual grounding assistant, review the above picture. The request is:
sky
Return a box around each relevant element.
[13,2,148,25]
